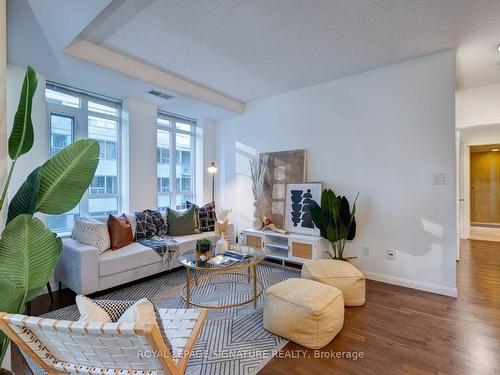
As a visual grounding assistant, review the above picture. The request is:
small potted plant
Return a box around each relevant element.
[196,239,212,262]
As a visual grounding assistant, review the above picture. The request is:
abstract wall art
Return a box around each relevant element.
[284,182,322,236]
[254,149,306,229]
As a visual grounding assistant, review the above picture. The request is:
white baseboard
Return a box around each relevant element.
[363,271,458,298]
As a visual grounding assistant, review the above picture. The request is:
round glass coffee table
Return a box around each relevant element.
[177,246,265,309]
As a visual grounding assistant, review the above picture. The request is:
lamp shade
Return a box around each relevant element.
[207,162,217,174]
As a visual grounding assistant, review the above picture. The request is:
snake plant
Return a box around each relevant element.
[309,189,359,260]
[0,66,99,362]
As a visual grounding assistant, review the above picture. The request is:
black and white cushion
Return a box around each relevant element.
[186,201,217,232]
[134,209,168,240]
[76,295,135,322]
[76,295,173,354]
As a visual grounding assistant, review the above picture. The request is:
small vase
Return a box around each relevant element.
[215,235,228,255]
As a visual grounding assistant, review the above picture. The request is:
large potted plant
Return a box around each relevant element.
[309,189,359,260]
[0,66,99,366]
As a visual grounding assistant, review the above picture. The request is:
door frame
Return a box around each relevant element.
[462,141,500,241]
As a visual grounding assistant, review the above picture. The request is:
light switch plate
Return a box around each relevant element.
[432,173,447,185]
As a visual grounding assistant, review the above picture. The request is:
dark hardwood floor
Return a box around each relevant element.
[12,240,500,374]
[261,239,500,375]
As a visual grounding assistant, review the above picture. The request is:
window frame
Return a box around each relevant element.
[156,111,196,210]
[46,84,122,231]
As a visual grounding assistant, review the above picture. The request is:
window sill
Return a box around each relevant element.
[54,231,72,238]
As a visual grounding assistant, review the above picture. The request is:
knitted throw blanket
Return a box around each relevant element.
[137,235,179,264]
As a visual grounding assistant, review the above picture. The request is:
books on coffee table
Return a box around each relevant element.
[208,251,252,268]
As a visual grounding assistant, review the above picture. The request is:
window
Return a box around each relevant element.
[46,85,121,232]
[157,112,195,210]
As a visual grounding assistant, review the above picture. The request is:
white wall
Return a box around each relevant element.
[201,119,217,203]
[216,50,457,296]
[456,83,500,127]
[125,97,158,212]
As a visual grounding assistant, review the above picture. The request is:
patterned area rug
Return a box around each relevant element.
[26,262,300,375]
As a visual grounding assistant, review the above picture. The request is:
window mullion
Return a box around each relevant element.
[171,121,177,206]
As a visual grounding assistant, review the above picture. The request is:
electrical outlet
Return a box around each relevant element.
[362,246,370,256]
[386,249,396,260]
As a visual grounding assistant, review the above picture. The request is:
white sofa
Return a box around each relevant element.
[54,213,226,295]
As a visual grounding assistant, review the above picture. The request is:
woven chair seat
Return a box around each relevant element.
[0,308,207,375]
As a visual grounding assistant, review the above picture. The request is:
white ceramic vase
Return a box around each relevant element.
[215,235,229,255]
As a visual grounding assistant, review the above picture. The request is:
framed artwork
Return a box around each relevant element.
[255,149,306,229]
[284,182,322,236]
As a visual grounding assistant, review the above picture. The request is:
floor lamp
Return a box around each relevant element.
[207,162,217,202]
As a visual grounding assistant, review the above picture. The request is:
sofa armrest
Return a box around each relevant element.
[54,238,100,295]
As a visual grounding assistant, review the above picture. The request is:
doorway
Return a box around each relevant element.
[469,144,500,241]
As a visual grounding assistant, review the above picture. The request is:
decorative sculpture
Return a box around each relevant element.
[261,216,289,234]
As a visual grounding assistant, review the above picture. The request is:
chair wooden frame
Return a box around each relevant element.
[0,308,207,375]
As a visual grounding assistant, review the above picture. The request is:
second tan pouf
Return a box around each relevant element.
[301,259,366,306]
[263,278,344,349]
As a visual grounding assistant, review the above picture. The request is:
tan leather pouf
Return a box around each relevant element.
[301,259,366,306]
[263,278,344,349]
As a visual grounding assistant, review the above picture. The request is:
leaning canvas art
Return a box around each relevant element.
[254,149,306,229]
[285,182,322,236]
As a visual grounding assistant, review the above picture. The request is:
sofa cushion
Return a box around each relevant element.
[168,206,200,236]
[71,217,110,254]
[187,201,217,232]
[95,213,137,238]
[107,214,134,250]
[99,232,216,277]
[99,242,161,277]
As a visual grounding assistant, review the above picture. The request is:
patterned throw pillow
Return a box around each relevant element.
[186,201,217,232]
[76,295,135,322]
[146,209,168,235]
[76,295,173,354]
[135,209,168,240]
[72,217,111,254]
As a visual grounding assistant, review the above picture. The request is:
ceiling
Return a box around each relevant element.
[8,0,500,119]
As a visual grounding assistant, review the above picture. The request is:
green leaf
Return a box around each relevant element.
[37,139,100,214]
[8,66,37,160]
[326,223,338,243]
[7,167,41,224]
[0,215,60,315]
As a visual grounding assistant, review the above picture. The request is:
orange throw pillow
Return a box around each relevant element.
[107,214,134,250]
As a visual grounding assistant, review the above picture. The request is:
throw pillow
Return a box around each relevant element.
[72,217,111,254]
[118,298,173,354]
[76,296,173,354]
[146,209,168,235]
[168,206,201,236]
[135,211,157,240]
[76,295,134,322]
[186,201,217,232]
[134,209,169,240]
[107,214,134,250]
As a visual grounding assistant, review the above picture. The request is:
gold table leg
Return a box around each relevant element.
[247,267,251,283]
[186,268,191,307]
[253,265,257,309]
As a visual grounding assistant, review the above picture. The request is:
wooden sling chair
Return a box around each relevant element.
[0,308,207,375]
